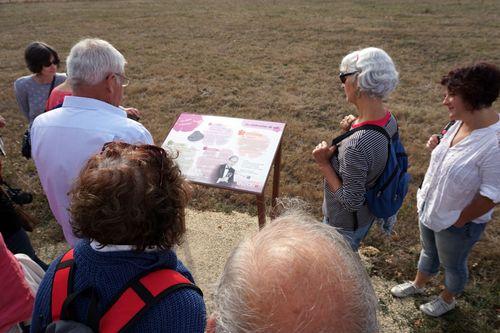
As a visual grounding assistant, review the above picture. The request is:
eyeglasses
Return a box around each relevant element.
[339,71,358,84]
[43,59,59,67]
[114,73,130,87]
[101,142,167,187]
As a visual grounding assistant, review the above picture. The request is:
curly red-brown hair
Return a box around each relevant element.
[441,62,499,111]
[69,142,189,250]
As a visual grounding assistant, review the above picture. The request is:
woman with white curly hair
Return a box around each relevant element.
[313,47,400,251]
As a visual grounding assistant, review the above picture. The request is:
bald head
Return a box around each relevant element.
[211,213,379,333]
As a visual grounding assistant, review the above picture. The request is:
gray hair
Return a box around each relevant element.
[340,47,399,99]
[66,38,126,88]
[213,211,379,333]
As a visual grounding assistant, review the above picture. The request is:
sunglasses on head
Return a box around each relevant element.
[339,71,358,84]
[101,141,167,187]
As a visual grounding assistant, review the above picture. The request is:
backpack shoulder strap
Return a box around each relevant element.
[44,76,57,112]
[99,268,203,333]
[357,124,391,142]
[331,124,391,146]
[331,127,366,146]
[51,249,75,321]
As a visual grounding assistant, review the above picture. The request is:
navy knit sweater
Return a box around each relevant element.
[30,240,206,332]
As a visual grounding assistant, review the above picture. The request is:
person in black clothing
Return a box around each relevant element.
[0,117,47,270]
[215,155,238,186]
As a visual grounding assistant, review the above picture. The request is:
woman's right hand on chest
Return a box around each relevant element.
[426,134,440,151]
[312,141,337,166]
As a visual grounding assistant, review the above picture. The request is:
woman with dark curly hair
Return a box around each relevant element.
[30,142,206,332]
[391,62,500,317]
[14,42,66,126]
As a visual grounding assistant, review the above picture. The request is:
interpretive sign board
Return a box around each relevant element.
[162,113,285,196]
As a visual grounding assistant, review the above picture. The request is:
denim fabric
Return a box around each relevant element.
[375,215,398,235]
[417,221,486,295]
[324,216,373,251]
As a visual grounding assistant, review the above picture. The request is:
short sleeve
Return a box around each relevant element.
[14,78,30,121]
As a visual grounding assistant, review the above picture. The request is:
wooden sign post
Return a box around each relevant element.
[256,142,282,228]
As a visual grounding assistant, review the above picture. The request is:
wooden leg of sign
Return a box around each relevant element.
[270,143,282,220]
[256,194,266,229]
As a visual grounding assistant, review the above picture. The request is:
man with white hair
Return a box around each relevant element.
[31,38,153,246]
[207,212,379,333]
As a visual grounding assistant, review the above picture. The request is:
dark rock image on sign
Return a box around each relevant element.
[188,130,204,141]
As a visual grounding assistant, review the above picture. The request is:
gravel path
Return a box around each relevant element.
[177,210,415,331]
[33,208,414,331]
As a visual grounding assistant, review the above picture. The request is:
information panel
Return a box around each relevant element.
[162,113,285,194]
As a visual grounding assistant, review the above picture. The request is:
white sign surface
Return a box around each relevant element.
[162,113,285,194]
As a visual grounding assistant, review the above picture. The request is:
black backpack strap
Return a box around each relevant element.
[48,75,57,98]
[44,75,57,112]
[331,129,358,146]
[437,120,456,143]
[356,124,391,141]
[59,287,100,332]
[331,124,391,146]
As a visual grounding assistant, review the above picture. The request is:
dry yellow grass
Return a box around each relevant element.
[0,1,499,331]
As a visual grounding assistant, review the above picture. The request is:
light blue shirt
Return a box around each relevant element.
[31,96,154,245]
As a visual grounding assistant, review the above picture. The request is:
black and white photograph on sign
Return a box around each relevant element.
[162,113,285,194]
[214,155,238,187]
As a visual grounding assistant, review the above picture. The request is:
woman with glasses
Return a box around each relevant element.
[30,142,206,332]
[391,62,499,317]
[14,42,66,126]
[312,47,400,251]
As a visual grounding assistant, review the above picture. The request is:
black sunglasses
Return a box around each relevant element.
[43,59,59,67]
[339,71,358,84]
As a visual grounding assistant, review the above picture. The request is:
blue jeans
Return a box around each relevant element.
[324,216,373,251]
[418,221,486,295]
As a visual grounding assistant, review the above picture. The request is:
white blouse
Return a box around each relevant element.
[417,118,500,232]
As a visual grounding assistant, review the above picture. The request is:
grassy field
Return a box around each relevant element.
[1,1,499,331]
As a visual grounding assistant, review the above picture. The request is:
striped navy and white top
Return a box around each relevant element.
[322,114,398,231]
